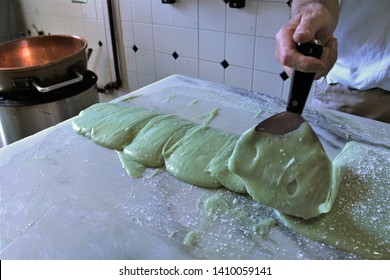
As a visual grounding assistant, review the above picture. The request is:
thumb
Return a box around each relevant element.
[293,12,325,43]
[292,14,316,43]
[294,26,314,43]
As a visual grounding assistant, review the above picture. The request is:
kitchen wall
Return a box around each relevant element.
[1,0,21,43]
[12,0,294,101]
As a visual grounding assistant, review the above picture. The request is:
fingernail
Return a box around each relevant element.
[296,29,310,36]
[294,29,312,42]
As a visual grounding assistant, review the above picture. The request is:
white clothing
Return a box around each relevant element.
[326,0,390,91]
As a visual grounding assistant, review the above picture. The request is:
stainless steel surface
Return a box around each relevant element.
[0,35,87,92]
[255,111,305,135]
[0,82,98,146]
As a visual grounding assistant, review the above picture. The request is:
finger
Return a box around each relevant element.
[314,37,338,79]
[325,37,338,67]
[314,48,329,79]
[295,56,326,73]
[283,66,293,78]
[275,17,301,66]
[277,46,325,73]
[293,10,333,43]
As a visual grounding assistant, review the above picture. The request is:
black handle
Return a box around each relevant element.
[229,0,245,8]
[287,40,323,114]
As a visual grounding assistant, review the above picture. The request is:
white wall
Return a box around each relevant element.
[13,0,293,101]
[1,0,22,43]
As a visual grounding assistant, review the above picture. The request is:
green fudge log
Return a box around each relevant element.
[72,103,129,138]
[91,107,160,150]
[205,135,247,194]
[163,126,234,188]
[117,151,147,178]
[123,114,195,167]
[228,123,340,219]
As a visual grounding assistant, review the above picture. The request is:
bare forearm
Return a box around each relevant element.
[291,0,340,32]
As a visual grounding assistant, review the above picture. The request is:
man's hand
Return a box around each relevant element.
[275,2,339,79]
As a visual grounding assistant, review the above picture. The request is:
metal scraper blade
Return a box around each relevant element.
[255,40,323,136]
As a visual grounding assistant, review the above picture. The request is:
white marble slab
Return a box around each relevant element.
[1,75,389,259]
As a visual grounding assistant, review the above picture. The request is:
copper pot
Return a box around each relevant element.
[0,35,88,93]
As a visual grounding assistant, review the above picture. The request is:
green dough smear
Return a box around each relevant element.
[163,125,234,188]
[124,114,195,167]
[228,124,340,219]
[72,102,389,259]
[276,141,390,259]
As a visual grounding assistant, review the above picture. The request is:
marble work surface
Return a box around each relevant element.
[1,75,389,259]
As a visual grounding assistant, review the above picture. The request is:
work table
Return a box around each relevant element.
[1,75,389,259]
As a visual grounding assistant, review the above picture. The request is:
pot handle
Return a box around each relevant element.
[32,70,83,93]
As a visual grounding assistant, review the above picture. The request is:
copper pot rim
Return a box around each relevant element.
[0,34,88,72]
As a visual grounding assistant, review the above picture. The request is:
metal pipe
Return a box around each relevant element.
[104,0,122,92]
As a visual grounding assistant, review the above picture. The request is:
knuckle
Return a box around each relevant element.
[278,53,290,66]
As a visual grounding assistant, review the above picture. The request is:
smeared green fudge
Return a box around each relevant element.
[205,135,247,193]
[123,114,195,167]
[228,123,340,219]
[163,126,234,188]
[276,141,390,259]
[91,107,160,150]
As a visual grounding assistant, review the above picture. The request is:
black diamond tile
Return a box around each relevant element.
[221,59,229,69]
[280,71,289,81]
[98,40,103,47]
[132,45,138,53]
[172,51,179,60]
[287,0,292,7]
[223,0,229,4]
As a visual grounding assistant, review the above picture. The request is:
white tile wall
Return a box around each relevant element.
[226,66,253,91]
[198,0,226,32]
[81,0,98,19]
[199,60,224,84]
[176,57,199,77]
[136,49,156,76]
[173,0,198,29]
[174,27,198,58]
[253,70,284,98]
[121,21,134,47]
[119,0,133,22]
[256,1,290,38]
[13,0,292,101]
[226,0,257,36]
[254,37,282,73]
[153,25,174,53]
[226,33,255,69]
[125,47,137,72]
[133,23,154,50]
[199,30,225,62]
[132,0,152,24]
[155,52,175,78]
[151,0,173,26]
